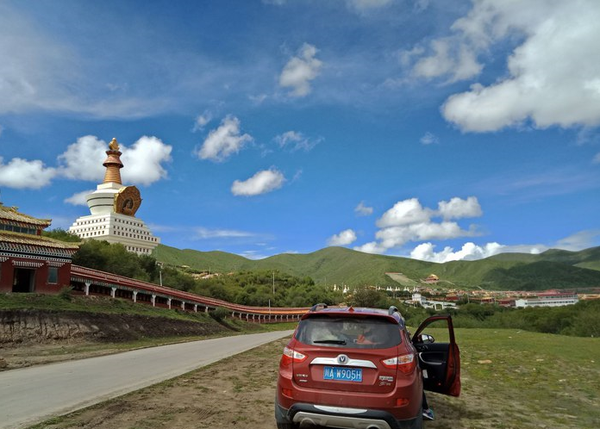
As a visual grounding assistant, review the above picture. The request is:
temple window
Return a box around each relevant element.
[48,267,58,284]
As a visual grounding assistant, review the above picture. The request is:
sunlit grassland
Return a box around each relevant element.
[425,328,600,429]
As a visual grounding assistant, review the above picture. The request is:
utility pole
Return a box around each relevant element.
[272,271,275,295]
[157,262,163,287]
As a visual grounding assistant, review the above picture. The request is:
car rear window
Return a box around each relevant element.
[296,316,402,349]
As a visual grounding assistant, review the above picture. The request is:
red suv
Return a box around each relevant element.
[275,304,460,429]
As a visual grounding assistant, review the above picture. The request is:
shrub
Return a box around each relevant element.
[210,307,230,322]
[58,286,73,301]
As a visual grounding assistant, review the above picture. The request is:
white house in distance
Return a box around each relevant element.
[69,138,160,256]
[408,292,457,310]
[515,292,579,308]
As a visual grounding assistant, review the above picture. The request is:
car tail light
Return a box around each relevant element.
[382,353,416,374]
[281,346,307,366]
[395,398,410,407]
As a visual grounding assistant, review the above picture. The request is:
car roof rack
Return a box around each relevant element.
[388,306,399,315]
[310,303,328,312]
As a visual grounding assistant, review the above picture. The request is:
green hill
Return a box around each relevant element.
[152,245,600,291]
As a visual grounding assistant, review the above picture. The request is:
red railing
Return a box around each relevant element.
[71,265,309,318]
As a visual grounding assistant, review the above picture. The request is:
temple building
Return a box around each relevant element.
[68,138,160,255]
[0,204,79,293]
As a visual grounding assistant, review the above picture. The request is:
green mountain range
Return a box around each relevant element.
[153,245,600,291]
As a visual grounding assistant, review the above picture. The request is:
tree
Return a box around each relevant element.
[349,287,388,308]
[42,228,82,243]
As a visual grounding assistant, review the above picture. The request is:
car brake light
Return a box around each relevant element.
[382,353,416,374]
[281,346,307,365]
[396,398,409,407]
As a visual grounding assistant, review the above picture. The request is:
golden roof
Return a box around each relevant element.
[0,230,80,251]
[0,204,52,227]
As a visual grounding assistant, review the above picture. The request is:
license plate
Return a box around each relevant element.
[323,366,363,382]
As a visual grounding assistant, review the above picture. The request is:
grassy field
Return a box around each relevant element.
[424,328,599,428]
[29,327,600,429]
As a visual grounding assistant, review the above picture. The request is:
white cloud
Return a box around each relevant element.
[594,153,600,164]
[249,94,268,104]
[0,157,56,189]
[410,242,505,263]
[554,229,600,251]
[121,136,172,186]
[376,198,432,228]
[197,116,252,162]
[193,111,213,131]
[64,189,94,206]
[411,39,482,83]
[408,229,600,262]
[279,43,323,97]
[420,132,439,145]
[376,221,476,249]
[239,250,270,260]
[328,229,358,246]
[58,135,172,186]
[405,0,600,132]
[347,0,393,11]
[0,5,164,119]
[195,227,256,239]
[355,201,373,216]
[437,196,482,220]
[275,131,321,152]
[231,168,286,196]
[0,4,78,115]
[354,241,387,254]
[58,135,107,182]
[357,197,483,254]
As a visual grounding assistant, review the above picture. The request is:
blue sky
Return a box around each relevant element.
[1,0,599,261]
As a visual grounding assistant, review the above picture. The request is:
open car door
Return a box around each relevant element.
[412,315,461,397]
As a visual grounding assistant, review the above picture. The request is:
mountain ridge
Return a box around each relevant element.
[153,245,600,291]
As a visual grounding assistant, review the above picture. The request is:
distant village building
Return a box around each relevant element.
[406,292,457,310]
[68,138,159,255]
[0,204,79,293]
[515,292,579,308]
[423,274,439,284]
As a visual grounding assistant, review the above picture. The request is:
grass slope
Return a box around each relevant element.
[153,244,600,291]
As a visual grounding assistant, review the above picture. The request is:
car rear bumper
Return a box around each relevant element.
[276,402,422,429]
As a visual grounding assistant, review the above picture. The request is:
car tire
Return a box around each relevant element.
[412,400,424,429]
[276,423,296,429]
[400,399,424,429]
[413,409,423,429]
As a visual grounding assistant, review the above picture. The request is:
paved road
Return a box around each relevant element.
[0,330,293,429]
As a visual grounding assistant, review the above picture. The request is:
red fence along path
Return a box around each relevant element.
[70,265,309,323]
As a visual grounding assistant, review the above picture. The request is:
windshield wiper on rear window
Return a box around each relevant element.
[313,339,347,345]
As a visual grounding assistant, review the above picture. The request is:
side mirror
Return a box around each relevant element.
[417,334,435,344]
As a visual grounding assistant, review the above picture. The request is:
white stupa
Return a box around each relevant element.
[69,138,160,255]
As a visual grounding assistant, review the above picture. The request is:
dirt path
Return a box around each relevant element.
[30,337,290,429]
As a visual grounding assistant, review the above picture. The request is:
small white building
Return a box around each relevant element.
[515,293,579,308]
[69,138,160,256]
[407,293,457,310]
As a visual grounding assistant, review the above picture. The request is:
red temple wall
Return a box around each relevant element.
[0,257,72,293]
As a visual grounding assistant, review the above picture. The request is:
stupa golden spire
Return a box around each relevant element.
[102,138,123,184]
